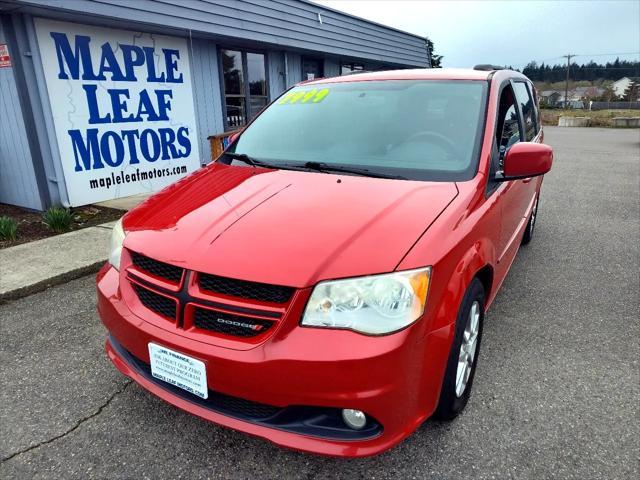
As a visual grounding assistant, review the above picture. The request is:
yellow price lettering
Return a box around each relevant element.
[278,88,331,105]
[300,89,318,103]
[312,89,330,102]
[278,92,296,104]
[288,91,307,104]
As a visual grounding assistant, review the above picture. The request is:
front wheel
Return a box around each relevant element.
[521,194,539,245]
[433,278,485,421]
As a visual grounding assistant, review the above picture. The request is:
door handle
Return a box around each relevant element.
[522,178,532,183]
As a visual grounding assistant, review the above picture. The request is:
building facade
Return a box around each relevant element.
[0,0,430,210]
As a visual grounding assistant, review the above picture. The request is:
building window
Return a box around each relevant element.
[341,62,364,75]
[301,57,324,80]
[221,49,267,129]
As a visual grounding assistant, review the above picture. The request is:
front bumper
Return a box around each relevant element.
[97,264,453,457]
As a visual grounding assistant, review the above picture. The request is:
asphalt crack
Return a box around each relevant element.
[1,380,133,463]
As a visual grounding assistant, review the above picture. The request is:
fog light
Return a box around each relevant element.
[342,409,367,430]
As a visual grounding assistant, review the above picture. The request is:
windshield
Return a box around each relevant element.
[228,80,488,181]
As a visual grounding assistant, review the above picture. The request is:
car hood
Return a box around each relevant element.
[123,164,458,287]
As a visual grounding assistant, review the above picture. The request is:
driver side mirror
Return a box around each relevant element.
[498,142,553,181]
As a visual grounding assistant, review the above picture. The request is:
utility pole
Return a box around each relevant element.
[562,54,573,109]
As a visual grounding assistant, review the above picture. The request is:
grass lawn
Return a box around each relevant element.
[541,109,640,127]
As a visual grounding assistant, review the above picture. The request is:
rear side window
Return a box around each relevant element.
[513,82,536,141]
[526,82,540,132]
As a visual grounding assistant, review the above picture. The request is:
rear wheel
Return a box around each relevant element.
[433,278,485,420]
[521,194,539,245]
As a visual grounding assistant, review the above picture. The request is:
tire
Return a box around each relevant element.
[433,278,485,421]
[521,194,539,245]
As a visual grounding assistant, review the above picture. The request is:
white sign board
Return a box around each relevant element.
[34,18,201,206]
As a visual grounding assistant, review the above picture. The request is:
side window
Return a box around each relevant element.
[526,82,540,133]
[495,85,521,158]
[513,82,536,141]
[487,84,523,190]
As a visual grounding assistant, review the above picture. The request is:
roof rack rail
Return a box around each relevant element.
[473,64,504,71]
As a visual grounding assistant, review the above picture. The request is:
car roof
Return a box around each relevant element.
[302,68,526,85]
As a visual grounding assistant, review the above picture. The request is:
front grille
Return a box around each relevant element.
[208,391,281,419]
[199,273,294,304]
[194,308,274,337]
[131,251,183,283]
[133,284,176,320]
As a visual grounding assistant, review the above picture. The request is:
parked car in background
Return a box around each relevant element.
[97,67,552,457]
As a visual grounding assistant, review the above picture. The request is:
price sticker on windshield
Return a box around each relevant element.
[278,88,330,105]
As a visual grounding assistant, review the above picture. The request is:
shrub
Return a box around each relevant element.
[43,207,73,233]
[0,216,18,241]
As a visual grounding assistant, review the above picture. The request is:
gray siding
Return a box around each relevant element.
[0,19,43,210]
[10,0,429,67]
[286,52,302,86]
[267,51,286,99]
[189,38,224,161]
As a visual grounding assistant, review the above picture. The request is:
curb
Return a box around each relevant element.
[0,223,114,303]
[0,261,104,303]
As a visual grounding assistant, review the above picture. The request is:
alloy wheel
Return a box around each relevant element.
[530,197,538,235]
[455,300,480,397]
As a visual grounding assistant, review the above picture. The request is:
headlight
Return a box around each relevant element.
[301,267,431,335]
[108,218,126,270]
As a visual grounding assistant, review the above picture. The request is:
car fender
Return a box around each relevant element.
[431,237,496,334]
[411,237,496,417]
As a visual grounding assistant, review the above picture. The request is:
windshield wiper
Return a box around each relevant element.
[303,161,406,180]
[224,152,280,169]
[225,154,404,179]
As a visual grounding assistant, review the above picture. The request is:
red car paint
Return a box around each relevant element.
[503,142,553,179]
[97,68,552,457]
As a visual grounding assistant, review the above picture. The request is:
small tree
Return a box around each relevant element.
[623,82,639,102]
[597,86,617,102]
[425,38,443,68]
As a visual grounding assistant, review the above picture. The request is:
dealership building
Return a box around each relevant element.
[0,0,431,210]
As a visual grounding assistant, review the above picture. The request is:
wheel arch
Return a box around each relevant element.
[474,264,494,304]
[431,239,496,331]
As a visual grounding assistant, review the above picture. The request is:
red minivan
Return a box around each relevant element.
[98,68,552,457]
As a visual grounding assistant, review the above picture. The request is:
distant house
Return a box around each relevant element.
[540,90,562,107]
[573,86,605,100]
[540,87,606,108]
[556,94,584,109]
[612,77,640,98]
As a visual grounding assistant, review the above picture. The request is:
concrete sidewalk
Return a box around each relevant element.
[0,222,115,302]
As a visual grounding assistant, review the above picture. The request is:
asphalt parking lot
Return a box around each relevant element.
[1,126,638,479]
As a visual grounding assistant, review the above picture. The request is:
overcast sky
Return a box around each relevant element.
[313,0,640,68]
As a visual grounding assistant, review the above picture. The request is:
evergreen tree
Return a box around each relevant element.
[426,38,443,68]
[517,58,639,82]
[623,82,639,102]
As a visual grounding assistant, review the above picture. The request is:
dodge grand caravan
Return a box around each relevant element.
[97,68,553,457]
